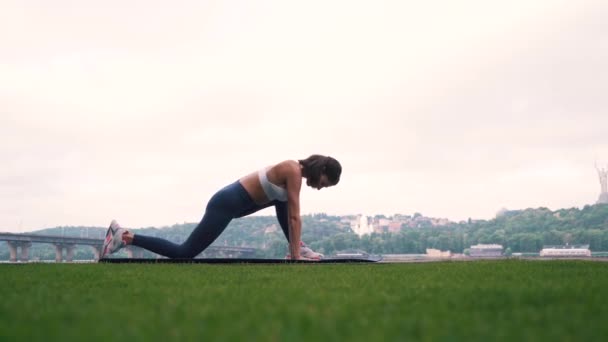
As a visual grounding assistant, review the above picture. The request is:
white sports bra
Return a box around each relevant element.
[258,167,288,202]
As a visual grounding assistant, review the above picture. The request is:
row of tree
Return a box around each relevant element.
[1,204,607,260]
[302,205,608,255]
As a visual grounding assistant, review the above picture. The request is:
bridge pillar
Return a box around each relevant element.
[20,242,32,262]
[7,241,18,262]
[65,245,75,262]
[6,241,32,262]
[53,244,64,263]
[125,246,144,258]
[91,245,102,261]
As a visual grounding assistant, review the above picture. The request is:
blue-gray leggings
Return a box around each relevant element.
[132,181,289,258]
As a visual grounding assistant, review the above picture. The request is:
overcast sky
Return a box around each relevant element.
[1,0,607,232]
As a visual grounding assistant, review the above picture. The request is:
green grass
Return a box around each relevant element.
[1,260,607,341]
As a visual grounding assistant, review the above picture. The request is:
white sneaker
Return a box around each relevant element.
[101,220,127,258]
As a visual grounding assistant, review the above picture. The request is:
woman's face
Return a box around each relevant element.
[307,174,333,190]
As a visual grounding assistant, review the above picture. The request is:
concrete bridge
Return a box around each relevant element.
[0,232,257,262]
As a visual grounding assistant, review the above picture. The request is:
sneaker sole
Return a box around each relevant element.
[100,225,114,259]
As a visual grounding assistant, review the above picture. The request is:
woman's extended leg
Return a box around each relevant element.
[127,181,254,259]
[130,211,232,258]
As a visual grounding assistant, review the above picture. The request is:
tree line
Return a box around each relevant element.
[1,204,607,260]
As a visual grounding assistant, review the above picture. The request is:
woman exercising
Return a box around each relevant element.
[101,154,341,260]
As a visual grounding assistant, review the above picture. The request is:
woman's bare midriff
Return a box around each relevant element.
[239,172,270,205]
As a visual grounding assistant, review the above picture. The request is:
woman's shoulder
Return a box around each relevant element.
[279,159,299,167]
[271,160,301,177]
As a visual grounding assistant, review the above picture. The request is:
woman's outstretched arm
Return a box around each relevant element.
[285,162,303,259]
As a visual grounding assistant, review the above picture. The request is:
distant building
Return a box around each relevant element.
[332,249,371,259]
[469,244,503,257]
[540,245,591,257]
[382,254,427,262]
[264,224,277,234]
[351,215,374,236]
[596,163,608,204]
[433,218,450,226]
[388,222,402,233]
[426,248,451,258]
